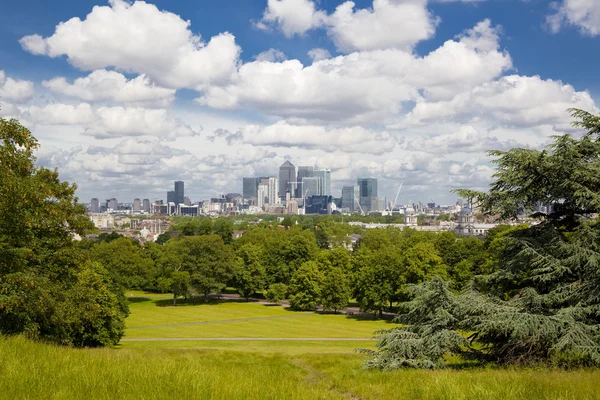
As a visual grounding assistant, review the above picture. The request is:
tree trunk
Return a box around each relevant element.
[173,293,177,306]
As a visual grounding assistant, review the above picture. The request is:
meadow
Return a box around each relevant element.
[2,291,600,399]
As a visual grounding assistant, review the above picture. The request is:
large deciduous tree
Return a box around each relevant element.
[0,118,128,346]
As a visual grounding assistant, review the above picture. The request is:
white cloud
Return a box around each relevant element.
[197,20,510,123]
[405,75,597,127]
[254,48,287,62]
[258,0,437,52]
[19,103,199,139]
[547,0,600,36]
[20,0,241,89]
[0,70,35,102]
[84,107,200,139]
[42,69,175,107]
[325,0,437,52]
[307,48,331,62]
[407,125,521,154]
[239,121,397,155]
[257,0,326,37]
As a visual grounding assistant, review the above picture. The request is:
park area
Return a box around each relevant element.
[1,292,600,399]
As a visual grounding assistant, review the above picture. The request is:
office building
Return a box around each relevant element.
[167,191,175,204]
[296,166,313,198]
[106,198,118,211]
[341,185,360,211]
[279,161,296,201]
[302,177,320,198]
[90,198,100,213]
[358,178,377,211]
[133,198,141,211]
[314,168,331,196]
[243,177,260,200]
[260,177,280,205]
[174,181,184,205]
[306,195,333,215]
[142,199,150,212]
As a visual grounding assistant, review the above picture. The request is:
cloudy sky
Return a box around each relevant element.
[1,0,599,205]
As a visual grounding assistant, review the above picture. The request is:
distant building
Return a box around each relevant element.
[404,204,418,226]
[279,161,296,201]
[178,204,199,217]
[313,168,331,196]
[302,177,320,198]
[341,185,360,211]
[184,196,192,206]
[90,198,100,213]
[167,191,175,204]
[243,177,261,201]
[357,178,377,211]
[174,181,184,205]
[106,198,118,211]
[133,198,141,211]
[260,177,279,206]
[306,195,332,214]
[296,166,314,198]
[142,199,150,212]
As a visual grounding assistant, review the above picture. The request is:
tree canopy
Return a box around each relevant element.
[0,118,128,347]
[367,109,600,368]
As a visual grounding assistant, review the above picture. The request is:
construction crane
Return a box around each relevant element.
[390,182,403,213]
[354,196,365,215]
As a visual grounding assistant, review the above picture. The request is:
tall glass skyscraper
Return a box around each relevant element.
[357,178,378,211]
[279,161,296,201]
[174,181,184,205]
[314,168,331,196]
[296,166,314,198]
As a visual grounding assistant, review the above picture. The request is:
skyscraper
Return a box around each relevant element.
[133,198,141,211]
[174,181,184,205]
[142,199,150,212]
[302,177,320,198]
[260,177,280,205]
[106,198,118,211]
[279,161,296,201]
[167,191,175,204]
[358,178,377,211]
[90,198,100,213]
[243,177,260,200]
[341,185,360,211]
[296,166,314,198]
[314,168,331,196]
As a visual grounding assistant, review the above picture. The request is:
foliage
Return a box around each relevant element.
[0,118,127,347]
[320,267,350,312]
[265,283,288,304]
[232,244,266,300]
[288,261,324,311]
[369,109,600,369]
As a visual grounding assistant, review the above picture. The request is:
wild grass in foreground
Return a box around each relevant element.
[2,336,600,400]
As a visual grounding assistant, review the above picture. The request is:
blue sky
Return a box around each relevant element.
[0,0,599,204]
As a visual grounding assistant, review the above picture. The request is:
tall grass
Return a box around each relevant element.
[2,336,600,400]
[0,337,342,400]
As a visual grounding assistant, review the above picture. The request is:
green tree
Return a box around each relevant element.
[91,237,155,289]
[320,267,350,312]
[157,270,191,306]
[213,218,234,244]
[155,232,171,245]
[288,261,323,311]
[171,235,235,300]
[368,109,600,368]
[233,244,266,300]
[0,118,127,347]
[265,283,287,304]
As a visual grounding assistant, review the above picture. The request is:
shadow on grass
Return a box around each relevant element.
[127,297,152,304]
[153,296,262,307]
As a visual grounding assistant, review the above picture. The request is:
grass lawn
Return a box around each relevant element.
[2,291,598,399]
[123,291,392,341]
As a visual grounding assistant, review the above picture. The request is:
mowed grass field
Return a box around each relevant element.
[2,291,600,399]
[122,290,389,353]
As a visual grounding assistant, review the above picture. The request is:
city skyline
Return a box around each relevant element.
[1,0,599,204]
